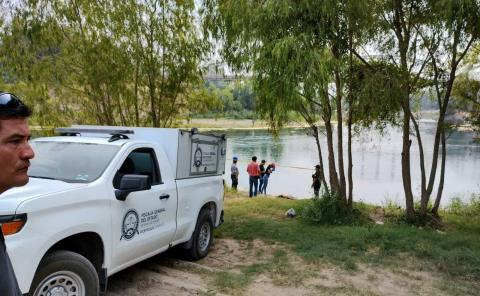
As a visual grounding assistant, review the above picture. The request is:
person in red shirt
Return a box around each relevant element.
[246,156,260,197]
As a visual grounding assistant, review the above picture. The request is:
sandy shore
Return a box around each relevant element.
[107,238,451,296]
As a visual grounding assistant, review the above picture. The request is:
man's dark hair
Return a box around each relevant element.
[0,92,32,122]
[252,156,257,161]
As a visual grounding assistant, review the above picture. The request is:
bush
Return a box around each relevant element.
[445,195,480,216]
[301,191,356,225]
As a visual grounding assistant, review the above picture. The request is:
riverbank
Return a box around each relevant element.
[108,190,479,295]
[30,115,478,132]
[181,118,310,130]
[29,118,311,133]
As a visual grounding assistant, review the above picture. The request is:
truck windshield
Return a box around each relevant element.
[28,141,120,183]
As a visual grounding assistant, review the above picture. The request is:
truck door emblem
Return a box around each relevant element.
[193,147,202,167]
[121,209,139,240]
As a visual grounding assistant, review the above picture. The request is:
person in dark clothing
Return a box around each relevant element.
[0,92,35,296]
[260,162,275,194]
[312,164,323,197]
[258,159,266,193]
[314,164,321,180]
[0,233,22,296]
[230,156,239,191]
[312,174,320,198]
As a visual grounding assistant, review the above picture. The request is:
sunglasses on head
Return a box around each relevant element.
[0,92,23,109]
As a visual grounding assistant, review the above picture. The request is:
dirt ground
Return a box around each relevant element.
[107,238,453,296]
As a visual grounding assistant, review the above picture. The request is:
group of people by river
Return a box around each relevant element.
[230,156,276,197]
[230,156,324,198]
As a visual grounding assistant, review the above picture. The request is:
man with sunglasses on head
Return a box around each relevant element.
[0,92,35,296]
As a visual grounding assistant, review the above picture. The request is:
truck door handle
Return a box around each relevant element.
[159,194,170,200]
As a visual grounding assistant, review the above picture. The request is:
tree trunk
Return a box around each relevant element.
[116,93,127,126]
[427,32,474,216]
[335,70,347,202]
[401,107,415,220]
[393,0,415,220]
[432,129,446,215]
[324,117,340,195]
[148,73,158,127]
[410,113,428,217]
[426,35,460,197]
[134,55,140,126]
[347,27,354,210]
[347,112,353,210]
[423,67,455,214]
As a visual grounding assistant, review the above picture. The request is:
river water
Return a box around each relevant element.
[221,123,480,206]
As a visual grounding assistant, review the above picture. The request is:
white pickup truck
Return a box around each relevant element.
[0,126,226,296]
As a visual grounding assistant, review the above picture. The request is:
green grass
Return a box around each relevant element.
[210,271,251,293]
[217,193,480,282]
[207,242,316,293]
[436,280,480,296]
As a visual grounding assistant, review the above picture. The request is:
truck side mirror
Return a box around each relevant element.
[115,174,151,201]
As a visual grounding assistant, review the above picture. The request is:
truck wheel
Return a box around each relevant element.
[30,250,99,296]
[186,208,213,260]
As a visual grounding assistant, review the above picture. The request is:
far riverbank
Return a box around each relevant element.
[181,118,308,130]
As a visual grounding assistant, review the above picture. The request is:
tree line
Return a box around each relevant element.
[1,0,479,221]
[203,0,480,220]
[0,0,218,127]
[198,80,257,119]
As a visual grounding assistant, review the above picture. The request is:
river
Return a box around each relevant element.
[221,123,480,206]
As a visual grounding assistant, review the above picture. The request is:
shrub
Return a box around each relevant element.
[301,191,356,225]
[445,195,480,216]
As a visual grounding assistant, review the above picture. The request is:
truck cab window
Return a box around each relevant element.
[114,148,161,188]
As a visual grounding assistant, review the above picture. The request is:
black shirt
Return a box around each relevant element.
[259,164,265,177]
[312,178,321,190]
[0,231,22,296]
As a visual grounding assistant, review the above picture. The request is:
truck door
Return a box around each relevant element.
[111,146,177,270]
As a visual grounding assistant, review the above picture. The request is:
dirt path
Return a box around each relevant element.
[108,238,452,296]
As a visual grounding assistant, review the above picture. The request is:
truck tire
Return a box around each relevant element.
[30,250,99,296]
[186,208,213,260]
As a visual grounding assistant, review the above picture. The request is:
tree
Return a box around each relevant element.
[452,76,480,133]
[204,0,333,194]
[203,0,398,206]
[372,0,480,219]
[0,3,75,127]
[452,45,480,134]
[0,0,212,127]
[232,80,256,111]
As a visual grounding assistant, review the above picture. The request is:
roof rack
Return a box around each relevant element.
[56,128,134,135]
[55,128,135,142]
[108,133,130,142]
